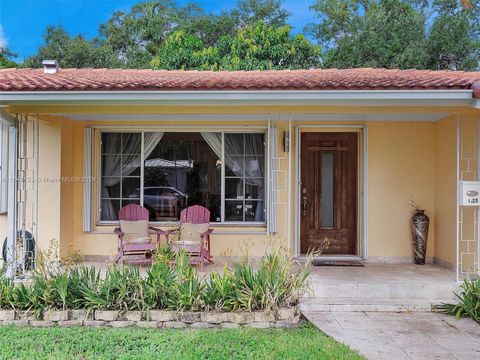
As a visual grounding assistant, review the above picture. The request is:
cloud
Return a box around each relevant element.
[0,23,7,49]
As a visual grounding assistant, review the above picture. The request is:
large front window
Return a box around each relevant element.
[100,131,265,223]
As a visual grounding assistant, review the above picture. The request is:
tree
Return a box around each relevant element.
[151,21,321,70]
[216,21,321,70]
[150,30,209,70]
[98,0,292,67]
[426,0,480,70]
[24,26,121,68]
[309,0,428,69]
[235,0,291,27]
[308,0,480,70]
[0,48,18,69]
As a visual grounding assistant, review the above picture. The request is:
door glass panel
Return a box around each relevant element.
[321,153,334,227]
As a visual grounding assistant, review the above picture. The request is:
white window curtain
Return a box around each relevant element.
[201,132,265,222]
[101,132,163,220]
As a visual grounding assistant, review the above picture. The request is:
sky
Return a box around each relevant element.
[0,0,317,61]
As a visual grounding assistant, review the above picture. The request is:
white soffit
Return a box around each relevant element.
[64,112,448,122]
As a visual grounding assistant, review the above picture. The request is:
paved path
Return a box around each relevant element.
[303,311,480,360]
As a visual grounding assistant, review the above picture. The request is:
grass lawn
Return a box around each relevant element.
[0,323,361,360]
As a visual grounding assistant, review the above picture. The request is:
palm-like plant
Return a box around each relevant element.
[434,279,480,323]
[203,266,238,311]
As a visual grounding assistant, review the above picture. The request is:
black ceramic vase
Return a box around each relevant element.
[411,210,429,265]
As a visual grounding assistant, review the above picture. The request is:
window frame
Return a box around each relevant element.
[96,128,267,226]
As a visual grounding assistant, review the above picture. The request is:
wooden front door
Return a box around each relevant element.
[300,132,358,255]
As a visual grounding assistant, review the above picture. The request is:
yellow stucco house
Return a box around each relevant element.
[1,64,479,280]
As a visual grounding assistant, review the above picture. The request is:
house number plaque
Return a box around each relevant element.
[460,181,480,206]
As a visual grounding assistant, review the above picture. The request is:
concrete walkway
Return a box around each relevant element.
[303,311,480,360]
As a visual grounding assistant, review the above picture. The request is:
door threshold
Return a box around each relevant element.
[295,255,365,262]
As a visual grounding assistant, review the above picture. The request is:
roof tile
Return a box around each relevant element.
[0,68,479,97]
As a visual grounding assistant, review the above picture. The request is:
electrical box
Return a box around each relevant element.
[459,181,480,206]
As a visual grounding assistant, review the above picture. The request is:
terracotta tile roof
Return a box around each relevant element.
[1,68,480,97]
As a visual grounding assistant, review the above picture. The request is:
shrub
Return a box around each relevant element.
[0,249,311,314]
[434,279,480,323]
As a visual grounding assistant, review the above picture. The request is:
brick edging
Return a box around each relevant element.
[0,306,300,329]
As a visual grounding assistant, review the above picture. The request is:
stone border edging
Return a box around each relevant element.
[0,306,300,329]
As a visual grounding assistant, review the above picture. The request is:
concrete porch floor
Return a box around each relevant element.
[301,263,459,312]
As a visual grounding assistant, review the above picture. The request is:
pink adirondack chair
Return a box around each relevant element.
[114,204,164,266]
[165,205,214,271]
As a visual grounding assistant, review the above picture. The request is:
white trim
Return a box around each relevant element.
[294,125,367,259]
[1,89,475,107]
[362,126,368,260]
[294,126,300,256]
[83,128,94,232]
[65,112,449,122]
[0,123,8,213]
[0,111,14,213]
[0,111,16,125]
[91,125,268,131]
[6,125,17,278]
[456,116,460,282]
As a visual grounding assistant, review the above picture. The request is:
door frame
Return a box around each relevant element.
[294,125,368,260]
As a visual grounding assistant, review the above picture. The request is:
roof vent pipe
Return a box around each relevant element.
[42,60,59,74]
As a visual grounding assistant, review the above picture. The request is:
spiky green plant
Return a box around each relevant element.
[170,250,204,311]
[232,252,311,312]
[0,277,15,309]
[203,266,238,311]
[145,260,177,310]
[434,279,480,323]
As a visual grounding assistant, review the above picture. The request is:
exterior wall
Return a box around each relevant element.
[6,108,478,264]
[366,122,436,260]
[60,119,75,259]
[37,118,62,253]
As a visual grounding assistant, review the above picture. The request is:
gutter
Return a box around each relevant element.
[0,89,476,107]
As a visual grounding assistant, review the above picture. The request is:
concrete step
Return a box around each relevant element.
[308,281,460,300]
[300,298,456,312]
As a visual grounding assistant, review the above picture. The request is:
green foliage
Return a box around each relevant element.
[18,0,480,70]
[217,22,321,70]
[24,26,122,69]
[0,48,18,69]
[309,0,480,70]
[426,0,480,70]
[0,277,15,308]
[151,21,321,70]
[235,0,291,27]
[203,266,239,311]
[233,252,311,312]
[434,278,480,323]
[0,324,362,360]
[0,249,311,314]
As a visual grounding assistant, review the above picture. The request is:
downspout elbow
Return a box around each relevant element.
[473,82,480,99]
